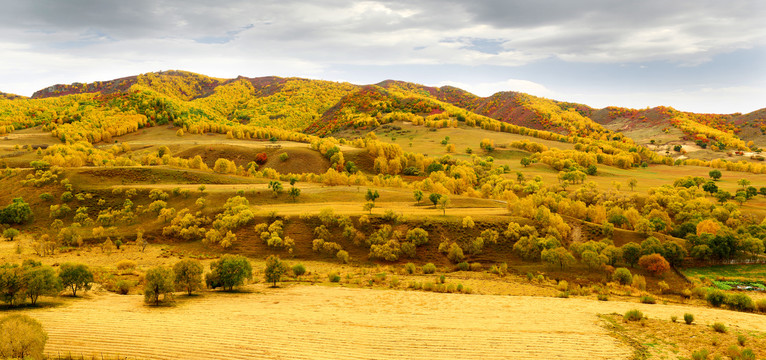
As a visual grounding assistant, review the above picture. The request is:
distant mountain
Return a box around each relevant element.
[3,70,762,149]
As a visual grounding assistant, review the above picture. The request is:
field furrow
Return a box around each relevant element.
[17,285,764,360]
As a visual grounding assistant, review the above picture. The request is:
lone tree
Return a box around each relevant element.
[206,255,252,291]
[413,190,423,204]
[23,264,62,305]
[0,198,33,225]
[703,181,718,196]
[437,196,450,215]
[429,193,442,206]
[0,314,48,360]
[2,228,19,241]
[0,264,25,306]
[638,254,671,276]
[264,255,287,287]
[520,157,532,167]
[288,186,301,202]
[173,259,203,296]
[709,169,722,181]
[365,189,379,203]
[268,181,283,198]
[144,266,175,305]
[58,263,93,297]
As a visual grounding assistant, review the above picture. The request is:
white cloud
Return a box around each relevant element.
[437,79,559,98]
[563,86,766,114]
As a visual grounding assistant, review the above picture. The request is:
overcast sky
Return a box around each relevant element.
[1,0,764,114]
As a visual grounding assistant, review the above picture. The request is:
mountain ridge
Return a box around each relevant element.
[2,70,763,149]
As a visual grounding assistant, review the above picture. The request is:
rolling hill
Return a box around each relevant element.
[2,70,764,152]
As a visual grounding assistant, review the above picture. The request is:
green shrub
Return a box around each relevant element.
[684,313,694,325]
[336,250,350,264]
[640,295,656,304]
[556,291,569,298]
[623,309,643,321]
[328,273,341,283]
[404,263,416,274]
[725,293,754,312]
[739,349,756,360]
[116,260,137,271]
[470,262,482,271]
[691,349,708,360]
[422,263,436,274]
[612,267,632,285]
[737,334,747,346]
[556,280,568,291]
[706,290,727,307]
[711,322,727,333]
[670,315,678,323]
[115,280,131,295]
[292,264,306,277]
[597,293,609,301]
[456,262,469,271]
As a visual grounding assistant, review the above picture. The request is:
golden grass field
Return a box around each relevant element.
[11,284,765,360]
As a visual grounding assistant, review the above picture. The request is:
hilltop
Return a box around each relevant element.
[2,70,760,153]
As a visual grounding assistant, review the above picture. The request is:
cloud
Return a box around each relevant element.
[437,78,558,98]
[0,0,762,112]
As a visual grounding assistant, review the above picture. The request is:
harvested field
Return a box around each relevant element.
[20,286,631,360]
[17,285,766,360]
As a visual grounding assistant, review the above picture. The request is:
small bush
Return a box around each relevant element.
[726,293,754,312]
[706,290,727,307]
[278,153,289,161]
[623,309,643,321]
[404,263,416,274]
[692,286,708,299]
[292,264,306,277]
[422,263,436,274]
[739,349,756,360]
[671,315,678,323]
[557,280,569,292]
[737,334,747,346]
[556,291,569,298]
[469,262,482,271]
[640,295,656,304]
[613,267,632,285]
[116,260,137,271]
[115,280,131,295]
[456,262,469,271]
[597,293,609,301]
[691,349,709,360]
[711,322,727,333]
[328,273,341,283]
[336,250,350,264]
[684,313,695,325]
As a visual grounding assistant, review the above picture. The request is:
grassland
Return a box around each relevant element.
[1,104,765,360]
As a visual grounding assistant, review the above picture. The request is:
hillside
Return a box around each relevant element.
[3,70,761,153]
[1,70,766,360]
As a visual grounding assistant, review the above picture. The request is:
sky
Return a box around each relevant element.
[0,0,764,114]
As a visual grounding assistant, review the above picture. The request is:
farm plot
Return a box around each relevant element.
[21,286,634,360]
